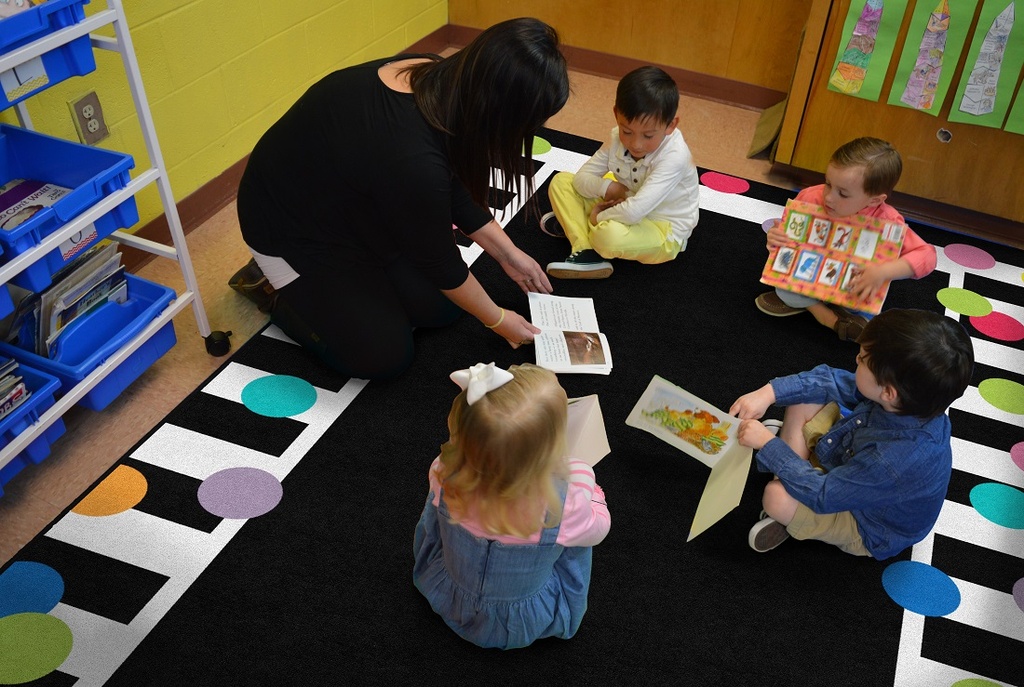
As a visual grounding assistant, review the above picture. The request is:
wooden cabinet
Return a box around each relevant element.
[776,0,1024,245]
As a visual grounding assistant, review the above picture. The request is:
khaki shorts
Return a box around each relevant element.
[788,504,870,557]
[789,401,871,557]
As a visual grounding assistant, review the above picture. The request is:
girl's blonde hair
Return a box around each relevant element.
[435,364,568,538]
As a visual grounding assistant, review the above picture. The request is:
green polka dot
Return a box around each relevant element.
[953,680,1003,687]
[936,287,992,317]
[240,375,317,418]
[531,137,552,155]
[970,483,1024,529]
[0,613,73,683]
[978,378,1024,415]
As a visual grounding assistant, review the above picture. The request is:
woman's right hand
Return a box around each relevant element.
[490,309,541,349]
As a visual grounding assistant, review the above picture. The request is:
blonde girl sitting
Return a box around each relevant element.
[413,363,611,649]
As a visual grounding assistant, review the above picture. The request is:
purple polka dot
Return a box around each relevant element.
[970,311,1024,342]
[1015,578,1024,613]
[944,243,996,269]
[762,217,780,233]
[197,468,283,519]
[1012,442,1024,472]
[700,171,750,194]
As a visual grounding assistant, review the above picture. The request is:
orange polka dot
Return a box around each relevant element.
[73,465,148,517]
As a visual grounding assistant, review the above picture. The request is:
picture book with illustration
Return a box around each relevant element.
[759,199,906,315]
[528,293,612,375]
[626,376,752,541]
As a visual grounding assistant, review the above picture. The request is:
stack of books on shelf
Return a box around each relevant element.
[0,355,29,420]
[1,241,126,357]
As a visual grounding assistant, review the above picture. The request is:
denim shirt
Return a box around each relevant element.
[756,364,952,559]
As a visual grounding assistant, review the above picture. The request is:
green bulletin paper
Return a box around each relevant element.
[948,0,1024,129]
[1005,88,1024,134]
[828,0,912,101]
[888,0,980,115]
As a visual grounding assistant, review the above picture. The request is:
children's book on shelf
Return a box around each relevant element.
[0,356,29,420]
[626,376,752,541]
[0,178,71,232]
[0,242,126,357]
[528,292,612,375]
[0,0,40,21]
[759,199,906,315]
[0,178,100,261]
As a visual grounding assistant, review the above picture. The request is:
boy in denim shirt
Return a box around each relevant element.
[729,309,974,559]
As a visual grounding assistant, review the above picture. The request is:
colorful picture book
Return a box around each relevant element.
[625,376,752,541]
[759,199,906,315]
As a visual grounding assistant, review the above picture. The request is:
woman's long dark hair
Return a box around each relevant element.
[408,18,569,211]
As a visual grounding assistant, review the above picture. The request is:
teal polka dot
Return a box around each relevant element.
[240,375,317,417]
[882,560,960,616]
[0,562,64,617]
[970,482,1024,529]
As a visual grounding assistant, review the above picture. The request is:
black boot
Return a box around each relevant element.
[228,258,278,313]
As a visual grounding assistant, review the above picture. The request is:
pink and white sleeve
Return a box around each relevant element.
[556,460,611,547]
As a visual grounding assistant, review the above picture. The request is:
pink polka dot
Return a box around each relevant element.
[1011,442,1024,472]
[944,243,996,269]
[970,311,1024,342]
[700,171,750,194]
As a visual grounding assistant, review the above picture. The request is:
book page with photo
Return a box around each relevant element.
[527,292,612,375]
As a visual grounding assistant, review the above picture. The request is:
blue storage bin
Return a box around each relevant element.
[0,273,176,412]
[0,271,12,320]
[0,0,95,109]
[0,123,139,291]
[0,362,65,497]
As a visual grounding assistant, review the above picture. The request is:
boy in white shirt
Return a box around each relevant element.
[544,66,699,279]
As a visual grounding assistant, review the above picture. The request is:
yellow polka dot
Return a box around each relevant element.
[73,465,148,517]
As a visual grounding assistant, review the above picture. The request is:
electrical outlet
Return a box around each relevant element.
[69,91,109,145]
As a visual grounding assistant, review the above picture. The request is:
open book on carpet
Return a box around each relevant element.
[528,292,612,374]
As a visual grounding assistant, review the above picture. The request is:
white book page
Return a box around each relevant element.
[528,293,600,332]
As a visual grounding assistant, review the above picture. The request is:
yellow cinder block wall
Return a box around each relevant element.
[2,0,448,231]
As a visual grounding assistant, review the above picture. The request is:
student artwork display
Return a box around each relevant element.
[888,0,978,114]
[899,0,950,109]
[960,1,1014,115]
[949,0,1023,128]
[759,200,906,315]
[828,0,911,100]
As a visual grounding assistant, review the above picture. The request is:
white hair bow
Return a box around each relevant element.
[450,362,514,405]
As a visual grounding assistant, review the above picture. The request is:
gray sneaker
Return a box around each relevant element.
[546,250,613,279]
[748,515,790,552]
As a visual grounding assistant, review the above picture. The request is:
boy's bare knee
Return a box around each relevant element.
[763,480,797,525]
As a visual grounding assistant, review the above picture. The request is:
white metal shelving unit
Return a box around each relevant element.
[0,0,217,473]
